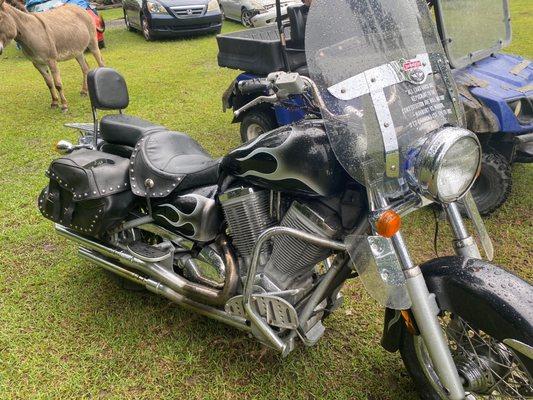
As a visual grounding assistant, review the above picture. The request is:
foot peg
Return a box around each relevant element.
[225,294,299,330]
[127,241,172,263]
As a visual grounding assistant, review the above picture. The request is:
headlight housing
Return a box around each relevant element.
[508,98,533,125]
[146,1,167,14]
[207,0,220,12]
[413,127,481,203]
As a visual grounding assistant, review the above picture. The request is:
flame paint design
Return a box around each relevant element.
[234,133,327,196]
[156,194,215,240]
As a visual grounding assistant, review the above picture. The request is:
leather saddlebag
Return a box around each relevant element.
[38,150,135,237]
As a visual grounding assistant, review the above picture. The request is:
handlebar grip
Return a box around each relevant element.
[238,79,272,95]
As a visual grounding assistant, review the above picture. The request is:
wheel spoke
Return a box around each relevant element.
[420,312,533,399]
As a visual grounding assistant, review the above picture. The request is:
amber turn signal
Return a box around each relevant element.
[375,210,402,238]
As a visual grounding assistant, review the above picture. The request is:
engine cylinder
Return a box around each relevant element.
[220,188,274,259]
[266,202,338,289]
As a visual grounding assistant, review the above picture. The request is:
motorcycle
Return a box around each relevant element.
[39,0,532,398]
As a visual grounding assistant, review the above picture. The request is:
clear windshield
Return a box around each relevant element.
[437,0,511,68]
[306,0,464,196]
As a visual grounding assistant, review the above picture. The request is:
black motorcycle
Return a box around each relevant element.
[39,1,532,398]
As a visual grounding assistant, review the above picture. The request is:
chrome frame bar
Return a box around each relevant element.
[243,226,346,356]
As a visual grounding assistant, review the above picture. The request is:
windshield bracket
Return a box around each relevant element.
[328,53,433,178]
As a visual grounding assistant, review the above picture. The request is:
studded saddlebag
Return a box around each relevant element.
[38,150,135,237]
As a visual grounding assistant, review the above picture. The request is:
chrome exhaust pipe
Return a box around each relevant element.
[78,248,250,332]
[56,224,238,307]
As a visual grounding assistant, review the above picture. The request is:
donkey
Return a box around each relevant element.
[0,0,105,112]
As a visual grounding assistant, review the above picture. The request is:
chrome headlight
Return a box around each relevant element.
[146,1,167,14]
[413,127,481,203]
[207,0,220,12]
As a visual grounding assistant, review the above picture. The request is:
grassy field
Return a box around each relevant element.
[0,3,531,400]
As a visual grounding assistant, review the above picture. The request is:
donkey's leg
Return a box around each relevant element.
[88,38,105,68]
[75,54,90,96]
[48,60,68,112]
[33,62,59,109]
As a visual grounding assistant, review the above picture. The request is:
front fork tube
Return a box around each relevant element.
[443,202,481,259]
[391,232,466,400]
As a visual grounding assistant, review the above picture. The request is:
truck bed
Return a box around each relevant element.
[217,25,306,75]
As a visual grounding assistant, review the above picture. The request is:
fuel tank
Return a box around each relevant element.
[152,185,221,243]
[221,120,347,197]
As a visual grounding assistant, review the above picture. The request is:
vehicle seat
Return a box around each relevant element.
[130,130,220,197]
[287,5,308,50]
[99,115,164,147]
[87,68,164,149]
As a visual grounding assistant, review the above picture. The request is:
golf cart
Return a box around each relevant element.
[216,0,532,215]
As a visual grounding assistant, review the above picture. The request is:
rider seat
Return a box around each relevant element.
[129,130,220,197]
[87,68,164,151]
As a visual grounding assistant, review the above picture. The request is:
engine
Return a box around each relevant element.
[220,187,341,298]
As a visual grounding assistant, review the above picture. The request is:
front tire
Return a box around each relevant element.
[241,8,254,27]
[240,110,277,142]
[399,311,532,399]
[141,14,153,41]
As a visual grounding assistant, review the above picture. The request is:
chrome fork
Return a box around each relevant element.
[389,201,485,400]
[391,232,466,400]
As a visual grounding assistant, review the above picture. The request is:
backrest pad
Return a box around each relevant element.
[87,68,129,110]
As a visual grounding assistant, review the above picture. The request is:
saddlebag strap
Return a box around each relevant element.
[48,180,63,222]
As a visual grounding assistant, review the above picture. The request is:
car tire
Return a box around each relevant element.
[240,109,277,143]
[141,14,153,41]
[241,8,254,27]
[124,10,135,32]
[463,151,512,216]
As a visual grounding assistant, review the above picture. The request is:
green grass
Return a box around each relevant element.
[0,5,531,399]
[100,7,125,22]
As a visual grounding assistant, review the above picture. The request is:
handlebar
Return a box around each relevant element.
[237,79,272,95]
[233,72,341,120]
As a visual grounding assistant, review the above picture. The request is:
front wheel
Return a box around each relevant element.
[241,8,254,27]
[400,311,533,399]
[141,15,153,41]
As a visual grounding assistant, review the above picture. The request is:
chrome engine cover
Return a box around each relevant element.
[220,187,275,261]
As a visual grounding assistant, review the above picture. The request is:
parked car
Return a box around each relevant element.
[219,0,300,27]
[123,0,223,40]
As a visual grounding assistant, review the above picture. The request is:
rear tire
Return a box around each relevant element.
[466,151,512,216]
[240,110,277,143]
[124,10,135,32]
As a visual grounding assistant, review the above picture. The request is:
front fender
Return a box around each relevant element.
[382,256,533,353]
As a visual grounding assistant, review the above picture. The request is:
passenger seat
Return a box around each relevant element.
[87,68,165,157]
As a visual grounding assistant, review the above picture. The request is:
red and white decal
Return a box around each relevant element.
[403,59,422,72]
